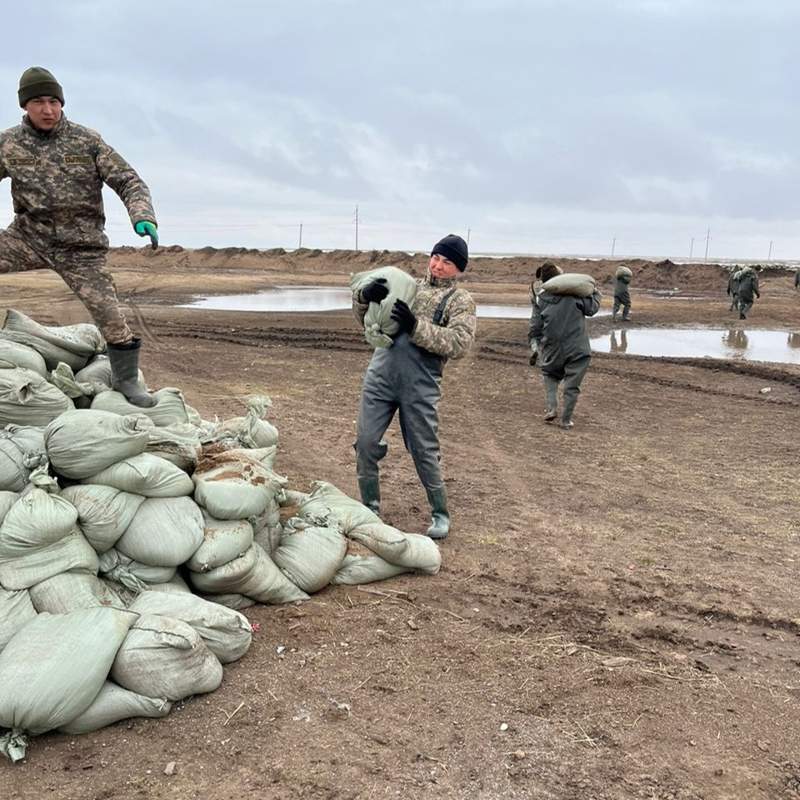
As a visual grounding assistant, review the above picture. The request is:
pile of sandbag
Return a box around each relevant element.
[0,309,443,763]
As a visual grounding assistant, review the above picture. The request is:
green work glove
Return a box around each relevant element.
[134,220,159,249]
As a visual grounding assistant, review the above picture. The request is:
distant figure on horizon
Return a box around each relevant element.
[0,67,159,407]
[352,234,476,541]
[794,268,800,291]
[612,266,632,321]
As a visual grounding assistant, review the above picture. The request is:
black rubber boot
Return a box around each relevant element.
[358,477,381,516]
[425,487,450,540]
[107,338,157,408]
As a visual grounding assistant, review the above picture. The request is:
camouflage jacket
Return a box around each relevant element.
[354,268,477,359]
[0,115,156,249]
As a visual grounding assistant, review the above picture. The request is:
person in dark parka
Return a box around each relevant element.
[612,272,631,321]
[737,268,760,319]
[727,269,742,311]
[352,234,476,540]
[528,263,601,429]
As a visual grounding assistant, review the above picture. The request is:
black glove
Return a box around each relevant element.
[360,278,389,304]
[391,299,417,335]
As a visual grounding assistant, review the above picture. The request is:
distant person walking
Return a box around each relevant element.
[727,269,742,312]
[612,266,632,321]
[528,263,601,429]
[352,234,476,540]
[0,67,159,406]
[737,267,760,320]
[794,268,800,291]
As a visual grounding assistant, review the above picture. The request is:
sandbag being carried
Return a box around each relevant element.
[350,265,418,347]
[129,591,252,663]
[187,514,254,573]
[0,309,104,371]
[116,496,204,567]
[272,517,347,593]
[299,481,379,534]
[0,607,136,761]
[0,340,47,376]
[541,272,597,298]
[60,484,145,553]
[44,409,154,480]
[615,266,633,280]
[0,587,36,653]
[0,425,47,492]
[58,681,171,735]
[0,368,73,427]
[111,613,223,702]
[193,448,285,520]
[210,395,279,449]
[92,387,196,428]
[348,522,442,575]
[83,452,194,497]
[28,570,125,614]
[190,543,308,605]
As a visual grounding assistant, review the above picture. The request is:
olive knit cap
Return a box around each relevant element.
[18,66,64,108]
[431,234,469,272]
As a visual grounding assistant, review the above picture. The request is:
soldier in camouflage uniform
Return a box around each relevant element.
[727,269,741,312]
[736,267,760,320]
[353,234,476,540]
[0,67,159,407]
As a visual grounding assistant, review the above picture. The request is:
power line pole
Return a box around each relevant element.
[689,237,694,259]
[611,237,616,257]
[354,205,359,252]
[466,227,471,246]
[768,240,774,261]
[704,227,711,262]
[298,223,303,249]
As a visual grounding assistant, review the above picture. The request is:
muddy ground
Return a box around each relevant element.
[2,248,800,800]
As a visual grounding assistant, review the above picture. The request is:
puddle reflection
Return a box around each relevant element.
[592,328,800,364]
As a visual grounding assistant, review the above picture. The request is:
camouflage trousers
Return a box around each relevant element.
[0,229,132,344]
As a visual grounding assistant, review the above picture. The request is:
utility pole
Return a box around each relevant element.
[768,240,774,261]
[689,237,694,259]
[466,227,471,246]
[611,237,616,257]
[354,205,359,251]
[704,227,711,262]
[298,223,303,249]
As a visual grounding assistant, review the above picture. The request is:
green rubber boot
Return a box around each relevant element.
[358,477,381,516]
[425,487,450,540]
[107,338,156,408]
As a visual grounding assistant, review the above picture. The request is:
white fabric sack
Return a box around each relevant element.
[272,518,347,593]
[348,522,442,574]
[116,496,204,567]
[111,613,223,702]
[28,570,125,614]
[0,607,136,758]
[199,593,256,610]
[0,491,17,526]
[193,449,285,520]
[0,340,47,376]
[350,266,418,347]
[331,554,412,585]
[129,591,252,663]
[98,548,176,593]
[92,387,195,428]
[210,395,279,449]
[541,272,597,298]
[83,452,194,497]
[250,495,282,555]
[0,368,73,427]
[0,425,47,492]
[49,362,107,403]
[0,587,36,653]
[145,422,203,472]
[615,266,633,280]
[74,354,116,388]
[190,543,309,605]
[146,573,192,595]
[187,514,254,573]
[0,309,104,371]
[299,481,379,534]
[60,484,145,553]
[58,681,171,734]
[44,409,154,480]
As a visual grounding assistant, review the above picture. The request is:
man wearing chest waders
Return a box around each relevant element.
[352,234,477,541]
[0,67,159,407]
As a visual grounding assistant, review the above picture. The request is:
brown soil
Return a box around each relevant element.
[2,248,800,800]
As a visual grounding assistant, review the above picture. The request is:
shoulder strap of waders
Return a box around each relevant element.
[432,288,457,327]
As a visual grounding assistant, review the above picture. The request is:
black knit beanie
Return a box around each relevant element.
[431,234,469,272]
[18,67,64,108]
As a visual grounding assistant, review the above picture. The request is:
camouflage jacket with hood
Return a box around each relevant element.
[0,115,156,250]
[354,267,477,360]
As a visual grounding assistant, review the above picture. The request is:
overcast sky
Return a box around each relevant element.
[1,0,797,259]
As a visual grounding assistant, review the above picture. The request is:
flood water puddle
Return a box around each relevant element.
[591,328,800,364]
[180,286,589,320]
